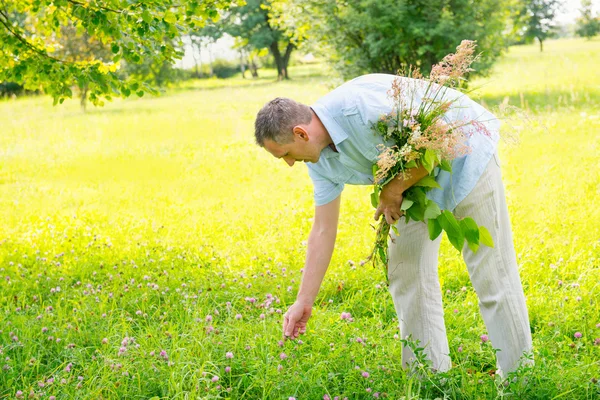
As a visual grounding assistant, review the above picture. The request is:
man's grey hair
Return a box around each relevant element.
[254,97,312,147]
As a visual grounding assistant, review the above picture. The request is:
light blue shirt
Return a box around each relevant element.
[307,74,500,210]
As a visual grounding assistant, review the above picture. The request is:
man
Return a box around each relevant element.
[254,74,532,377]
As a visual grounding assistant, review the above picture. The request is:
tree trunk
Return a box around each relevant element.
[208,44,214,77]
[249,55,259,78]
[80,83,88,112]
[538,37,543,52]
[281,42,294,80]
[240,50,246,79]
[198,45,203,78]
[269,42,284,81]
[191,40,200,78]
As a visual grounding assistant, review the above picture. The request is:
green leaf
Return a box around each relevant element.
[142,10,152,24]
[459,217,480,244]
[378,247,387,264]
[164,11,178,24]
[391,224,399,236]
[427,218,442,240]
[400,198,414,211]
[370,191,379,208]
[111,43,120,54]
[479,225,495,248]
[405,160,417,169]
[422,149,437,173]
[405,186,427,204]
[440,159,452,172]
[423,200,441,219]
[414,175,441,189]
[438,211,464,252]
[467,241,480,253]
[406,201,425,221]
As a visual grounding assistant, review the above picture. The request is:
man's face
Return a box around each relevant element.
[263,130,320,167]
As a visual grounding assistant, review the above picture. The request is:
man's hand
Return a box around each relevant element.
[283,301,313,339]
[374,177,405,225]
[373,165,432,224]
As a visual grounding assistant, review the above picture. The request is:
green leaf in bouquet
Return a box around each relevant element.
[424,200,441,219]
[438,211,464,252]
[406,201,425,221]
[422,149,437,173]
[460,217,480,253]
[405,186,427,204]
[405,160,417,169]
[372,163,379,177]
[391,224,399,236]
[401,198,414,211]
[460,217,480,244]
[377,120,388,136]
[378,246,387,264]
[479,225,495,248]
[439,159,453,172]
[466,240,479,253]
[414,175,441,189]
[427,218,442,240]
[371,191,379,208]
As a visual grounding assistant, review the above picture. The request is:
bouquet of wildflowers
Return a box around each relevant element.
[369,41,495,283]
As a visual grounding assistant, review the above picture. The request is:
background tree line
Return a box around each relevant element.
[1,0,599,107]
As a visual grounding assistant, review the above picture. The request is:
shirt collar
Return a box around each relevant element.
[311,103,348,147]
[320,145,339,159]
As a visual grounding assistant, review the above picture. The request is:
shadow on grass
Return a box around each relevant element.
[172,71,332,93]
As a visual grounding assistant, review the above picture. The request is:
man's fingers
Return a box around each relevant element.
[385,212,401,225]
[284,315,296,338]
[282,315,289,335]
[374,206,383,221]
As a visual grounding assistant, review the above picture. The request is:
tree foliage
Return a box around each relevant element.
[217,0,297,80]
[515,0,562,51]
[288,0,512,80]
[0,0,234,105]
[575,0,600,40]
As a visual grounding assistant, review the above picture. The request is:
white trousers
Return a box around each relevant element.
[387,153,533,376]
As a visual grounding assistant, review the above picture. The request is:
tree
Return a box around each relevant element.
[292,0,512,80]
[54,23,112,111]
[119,37,189,89]
[234,40,265,78]
[188,24,223,78]
[517,0,562,51]
[0,0,234,106]
[219,0,297,80]
[575,0,600,39]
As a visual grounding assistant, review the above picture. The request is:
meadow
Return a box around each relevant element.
[0,38,599,399]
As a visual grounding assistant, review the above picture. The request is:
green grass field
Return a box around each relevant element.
[0,38,599,399]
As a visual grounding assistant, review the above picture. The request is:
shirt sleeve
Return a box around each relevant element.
[307,166,344,206]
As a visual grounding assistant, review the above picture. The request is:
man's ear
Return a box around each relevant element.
[292,125,309,141]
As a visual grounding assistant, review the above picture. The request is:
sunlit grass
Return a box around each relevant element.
[0,38,598,398]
